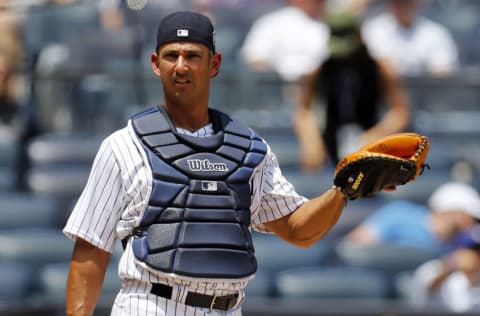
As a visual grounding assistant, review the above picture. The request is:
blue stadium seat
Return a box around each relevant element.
[25,134,102,207]
[393,271,416,301]
[0,228,73,270]
[0,137,18,168]
[275,266,389,299]
[37,261,120,305]
[244,269,273,297]
[335,241,440,277]
[0,263,34,301]
[326,197,385,240]
[0,137,20,191]
[261,132,300,169]
[0,193,60,229]
[26,165,91,200]
[0,168,17,192]
[251,232,334,297]
[27,133,101,166]
[281,168,334,199]
[253,233,333,273]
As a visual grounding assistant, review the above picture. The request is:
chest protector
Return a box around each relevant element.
[130,107,267,279]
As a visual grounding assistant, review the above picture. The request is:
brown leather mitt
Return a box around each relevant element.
[334,133,430,200]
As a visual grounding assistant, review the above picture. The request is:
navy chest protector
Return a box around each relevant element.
[130,107,267,279]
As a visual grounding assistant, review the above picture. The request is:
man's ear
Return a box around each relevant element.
[150,52,161,77]
[209,52,222,78]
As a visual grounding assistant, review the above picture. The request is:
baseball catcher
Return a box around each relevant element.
[334,132,430,200]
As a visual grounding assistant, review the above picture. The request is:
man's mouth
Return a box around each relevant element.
[174,78,191,87]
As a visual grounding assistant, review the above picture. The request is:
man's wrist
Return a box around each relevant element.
[331,185,348,203]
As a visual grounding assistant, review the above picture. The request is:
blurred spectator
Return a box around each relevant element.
[294,12,410,169]
[98,0,126,32]
[241,0,329,82]
[328,0,371,17]
[362,0,458,77]
[0,1,37,190]
[0,1,23,67]
[411,226,480,312]
[0,2,29,139]
[0,51,24,138]
[345,182,480,254]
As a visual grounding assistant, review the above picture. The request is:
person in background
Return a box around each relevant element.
[0,1,28,138]
[294,12,410,170]
[361,0,458,77]
[345,182,480,254]
[411,225,480,312]
[0,0,38,190]
[241,0,329,83]
[0,51,24,138]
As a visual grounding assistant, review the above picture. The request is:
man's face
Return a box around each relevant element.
[389,0,420,26]
[151,41,221,107]
[290,0,326,18]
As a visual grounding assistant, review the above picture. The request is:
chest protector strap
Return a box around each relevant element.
[130,107,267,279]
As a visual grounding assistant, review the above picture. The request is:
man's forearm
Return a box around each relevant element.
[286,187,346,247]
[66,238,111,316]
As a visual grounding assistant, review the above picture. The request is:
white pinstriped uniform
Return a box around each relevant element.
[64,119,308,316]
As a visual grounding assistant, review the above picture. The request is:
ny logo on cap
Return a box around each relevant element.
[177,29,189,37]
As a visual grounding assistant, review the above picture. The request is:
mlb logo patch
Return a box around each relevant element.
[201,181,217,192]
[177,29,189,37]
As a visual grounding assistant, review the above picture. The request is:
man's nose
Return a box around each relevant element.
[174,56,188,74]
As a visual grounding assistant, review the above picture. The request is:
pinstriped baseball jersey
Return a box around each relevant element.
[63,120,308,316]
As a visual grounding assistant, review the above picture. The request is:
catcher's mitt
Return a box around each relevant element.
[334,133,430,200]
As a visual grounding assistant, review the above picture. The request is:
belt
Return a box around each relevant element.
[150,283,239,311]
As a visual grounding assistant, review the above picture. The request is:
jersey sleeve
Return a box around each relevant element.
[63,134,125,253]
[250,147,308,233]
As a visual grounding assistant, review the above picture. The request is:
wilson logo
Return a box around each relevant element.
[352,172,364,190]
[187,159,229,172]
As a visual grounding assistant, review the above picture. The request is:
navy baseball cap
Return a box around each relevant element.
[155,11,216,53]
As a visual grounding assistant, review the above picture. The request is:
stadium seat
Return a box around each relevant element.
[244,269,273,297]
[335,241,440,277]
[0,136,18,167]
[37,261,120,304]
[393,271,416,301]
[0,193,60,229]
[0,136,20,191]
[275,266,389,299]
[261,132,300,169]
[253,233,333,273]
[251,232,334,297]
[26,165,91,200]
[281,168,334,199]
[0,168,17,192]
[326,197,385,240]
[0,228,73,270]
[26,133,101,166]
[25,134,102,208]
[0,263,34,301]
